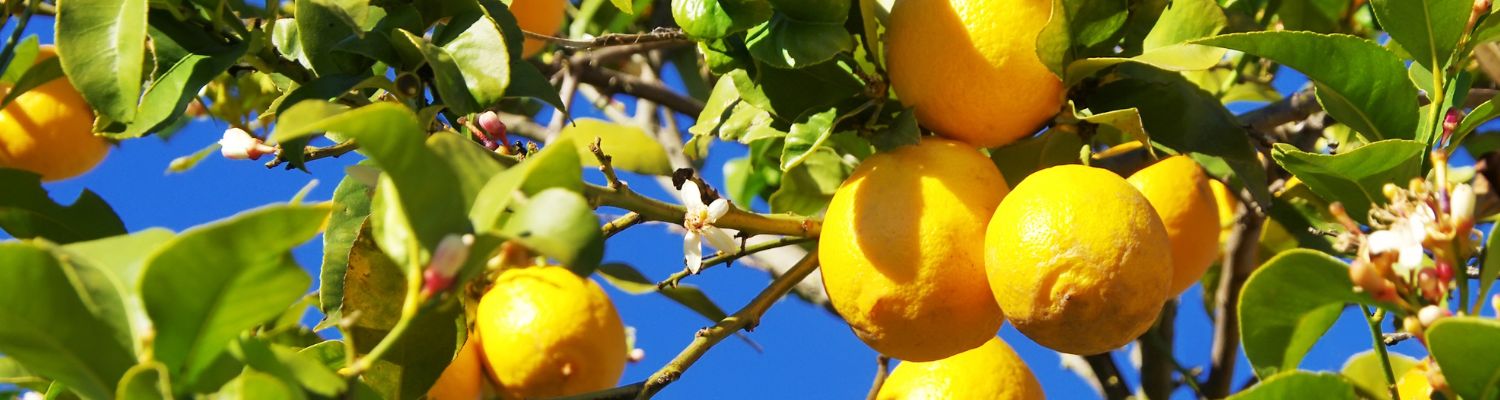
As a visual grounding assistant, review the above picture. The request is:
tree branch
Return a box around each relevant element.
[601,212,642,239]
[1239,86,1498,136]
[535,59,705,117]
[864,355,892,400]
[1083,353,1131,400]
[1203,193,1266,397]
[585,183,819,238]
[1140,300,1178,400]
[524,28,690,51]
[656,236,817,288]
[635,252,821,398]
[265,140,360,169]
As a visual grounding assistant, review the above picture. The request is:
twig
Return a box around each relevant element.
[265,140,361,169]
[1140,301,1177,400]
[1204,190,1267,398]
[656,236,817,288]
[1382,332,1415,346]
[864,355,892,400]
[1238,87,1499,136]
[634,252,821,399]
[589,137,625,189]
[1083,353,1131,400]
[535,59,705,116]
[585,178,819,238]
[1360,305,1401,400]
[524,28,690,51]
[601,212,642,239]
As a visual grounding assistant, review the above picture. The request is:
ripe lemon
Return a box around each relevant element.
[476,266,627,398]
[886,0,1064,148]
[985,164,1171,355]
[428,337,486,400]
[0,46,107,181]
[820,138,1009,362]
[1208,179,1238,247]
[875,337,1044,399]
[1397,362,1435,400]
[1127,156,1220,295]
[512,0,567,58]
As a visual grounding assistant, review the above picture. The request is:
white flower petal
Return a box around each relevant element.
[680,182,704,209]
[1368,230,1402,255]
[219,128,258,160]
[1452,183,1475,225]
[684,231,703,273]
[1396,243,1425,272]
[706,199,730,222]
[703,227,737,253]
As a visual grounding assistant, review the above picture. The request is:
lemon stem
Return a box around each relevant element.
[1361,305,1401,400]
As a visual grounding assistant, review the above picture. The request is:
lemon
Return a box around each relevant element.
[427,337,486,400]
[820,138,1009,362]
[512,0,568,58]
[1397,362,1434,400]
[1127,156,1221,295]
[875,337,1044,399]
[986,164,1172,355]
[0,46,107,181]
[476,266,627,398]
[886,0,1064,148]
[1208,179,1238,247]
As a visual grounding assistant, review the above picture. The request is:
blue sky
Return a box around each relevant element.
[7,14,1500,400]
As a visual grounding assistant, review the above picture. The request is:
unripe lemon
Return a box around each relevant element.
[427,337,486,400]
[0,46,107,181]
[1127,156,1220,295]
[476,266,627,398]
[875,338,1044,399]
[986,165,1171,355]
[820,138,1009,362]
[512,0,568,58]
[886,0,1064,148]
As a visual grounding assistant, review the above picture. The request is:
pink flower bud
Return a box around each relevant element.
[1451,183,1475,232]
[628,348,646,363]
[421,233,474,298]
[1436,260,1455,282]
[478,111,507,139]
[218,128,277,160]
[1418,305,1447,326]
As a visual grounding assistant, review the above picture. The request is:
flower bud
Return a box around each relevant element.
[1383,183,1401,200]
[420,233,475,298]
[1350,260,1387,294]
[1443,109,1461,138]
[1418,305,1448,327]
[1435,260,1455,282]
[628,348,646,363]
[1419,268,1444,302]
[1450,183,1475,231]
[218,128,277,160]
[1403,316,1423,336]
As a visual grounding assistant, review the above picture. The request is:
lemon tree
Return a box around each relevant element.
[2,0,1500,398]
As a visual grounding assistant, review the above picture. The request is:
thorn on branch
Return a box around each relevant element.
[591,137,625,190]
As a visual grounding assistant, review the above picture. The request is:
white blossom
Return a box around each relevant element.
[1451,183,1475,227]
[218,128,277,160]
[680,182,735,273]
[1368,205,1434,275]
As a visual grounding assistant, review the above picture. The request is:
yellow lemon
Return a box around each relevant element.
[512,0,568,58]
[427,337,486,400]
[476,266,627,398]
[887,0,1064,148]
[1397,362,1435,400]
[0,46,107,181]
[875,337,1045,399]
[1209,179,1238,247]
[986,164,1172,355]
[820,138,1009,361]
[1127,156,1221,295]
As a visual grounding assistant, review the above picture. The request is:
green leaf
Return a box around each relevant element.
[430,11,511,111]
[689,77,742,137]
[1238,250,1389,378]
[0,243,135,400]
[271,101,470,262]
[769,148,846,215]
[608,0,635,14]
[215,370,302,399]
[234,337,346,397]
[595,263,732,321]
[1455,97,1500,150]
[1035,0,1130,78]
[557,119,674,175]
[112,19,249,138]
[141,205,328,386]
[504,61,567,111]
[1340,350,1419,400]
[502,189,605,275]
[320,169,375,316]
[746,14,854,69]
[56,228,177,347]
[1370,0,1469,73]
[780,108,838,170]
[766,0,848,22]
[1426,317,1500,400]
[116,362,172,400]
[671,0,773,39]
[1082,63,1270,208]
[731,61,863,121]
[469,137,587,233]
[296,0,374,76]
[391,29,481,114]
[0,168,126,243]
[1062,0,1226,85]
[1227,371,1359,400]
[1480,229,1500,315]
[1195,32,1419,141]
[0,36,39,85]
[1277,0,1349,33]
[427,131,505,205]
[990,129,1084,187]
[1271,139,1425,222]
[55,0,148,123]
[0,57,63,109]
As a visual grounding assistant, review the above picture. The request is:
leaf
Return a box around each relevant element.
[469,137,587,233]
[296,0,374,76]
[1340,350,1419,400]
[1082,63,1270,208]
[1227,371,1359,400]
[1062,0,1227,85]
[1278,0,1349,33]
[671,0,773,40]
[116,362,172,400]
[689,77,742,137]
[140,205,329,386]
[1035,0,1130,78]
[1195,32,1419,141]
[1480,229,1500,315]
[1370,0,1469,73]
[430,11,511,111]
[608,0,635,14]
[1238,250,1389,378]
[1426,317,1500,400]
[595,263,731,321]
[0,57,64,109]
[871,107,920,152]
[502,189,604,275]
[320,169,375,316]
[557,119,674,175]
[731,62,863,121]
[0,35,39,85]
[215,370,302,399]
[0,243,135,400]
[780,108,838,170]
[234,337,346,397]
[428,132,506,210]
[55,0,148,123]
[1271,139,1425,222]
[746,14,854,69]
[112,18,250,138]
[504,61,567,111]
[769,148,846,215]
[57,228,177,348]
[1455,97,1500,150]
[990,129,1084,187]
[0,168,126,243]
[271,101,470,262]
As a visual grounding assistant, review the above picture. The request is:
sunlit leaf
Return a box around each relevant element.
[1271,139,1425,222]
[0,168,126,243]
[55,0,147,123]
[1426,317,1500,400]
[1227,371,1359,399]
[1239,250,1391,378]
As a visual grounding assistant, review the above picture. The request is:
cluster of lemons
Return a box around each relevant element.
[821,0,1230,397]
